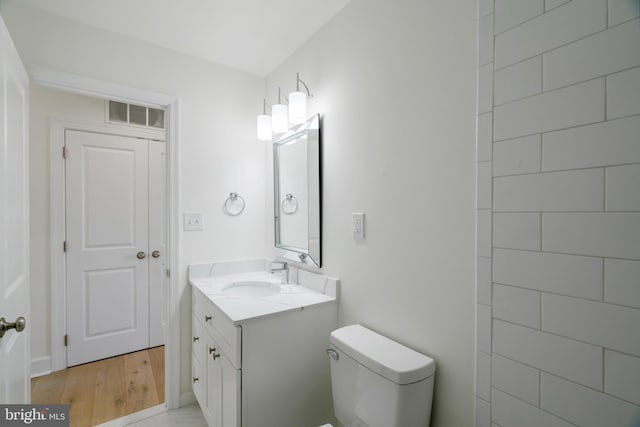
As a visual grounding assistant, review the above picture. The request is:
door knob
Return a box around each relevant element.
[137,251,146,259]
[0,316,26,338]
[152,250,160,258]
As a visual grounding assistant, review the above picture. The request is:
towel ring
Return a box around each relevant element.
[223,193,245,216]
[281,193,298,215]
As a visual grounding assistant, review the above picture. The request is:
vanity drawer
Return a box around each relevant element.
[193,288,241,369]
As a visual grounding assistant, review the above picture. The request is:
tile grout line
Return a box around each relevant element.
[493,111,640,144]
[494,16,639,73]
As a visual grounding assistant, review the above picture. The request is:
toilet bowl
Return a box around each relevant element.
[320,324,436,427]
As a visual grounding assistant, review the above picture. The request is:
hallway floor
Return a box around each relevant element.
[116,404,207,427]
[31,346,165,427]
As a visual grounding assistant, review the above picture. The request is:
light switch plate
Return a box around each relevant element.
[352,212,364,240]
[183,212,204,231]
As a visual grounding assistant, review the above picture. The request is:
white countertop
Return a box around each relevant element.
[190,270,336,325]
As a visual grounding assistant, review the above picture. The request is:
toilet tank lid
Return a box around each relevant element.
[330,324,436,385]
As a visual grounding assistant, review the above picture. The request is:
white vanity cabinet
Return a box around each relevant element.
[192,287,241,427]
[191,277,337,427]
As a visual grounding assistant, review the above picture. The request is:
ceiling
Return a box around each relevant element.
[11,0,351,76]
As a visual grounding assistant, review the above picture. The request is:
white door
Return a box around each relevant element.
[65,130,150,366]
[0,16,30,403]
[148,141,166,347]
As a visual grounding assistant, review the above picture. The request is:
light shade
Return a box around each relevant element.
[271,103,288,133]
[257,114,272,140]
[288,91,307,124]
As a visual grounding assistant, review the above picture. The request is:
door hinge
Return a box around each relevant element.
[63,241,67,252]
[64,335,68,347]
[166,268,171,278]
[62,146,67,159]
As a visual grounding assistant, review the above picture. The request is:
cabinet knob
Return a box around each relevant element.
[193,377,199,383]
[193,336,199,342]
[212,352,221,360]
[205,315,212,322]
[152,250,161,258]
[209,347,216,354]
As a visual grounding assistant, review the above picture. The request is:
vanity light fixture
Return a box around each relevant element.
[272,87,288,133]
[288,72,312,124]
[257,98,272,140]
[257,73,314,140]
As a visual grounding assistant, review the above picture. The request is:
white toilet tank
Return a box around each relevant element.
[327,324,436,427]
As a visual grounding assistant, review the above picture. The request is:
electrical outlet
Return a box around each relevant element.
[183,213,204,231]
[352,212,364,241]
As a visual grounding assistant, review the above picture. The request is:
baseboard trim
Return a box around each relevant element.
[94,403,167,427]
[179,391,196,407]
[31,356,52,378]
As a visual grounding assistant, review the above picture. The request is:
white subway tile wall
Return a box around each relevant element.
[477,112,493,162]
[491,353,540,406]
[475,1,640,424]
[477,161,493,209]
[492,388,574,427]
[493,320,603,389]
[477,256,492,306]
[479,14,495,66]
[493,284,540,328]
[542,116,640,171]
[492,134,541,177]
[493,168,604,212]
[608,0,640,26]
[607,66,640,120]
[494,56,542,105]
[493,78,605,141]
[604,259,640,309]
[604,350,640,406]
[476,351,492,401]
[540,373,640,427]
[543,20,640,91]
[544,0,571,12]
[494,0,544,35]
[606,163,640,211]
[493,0,606,69]
[493,213,540,251]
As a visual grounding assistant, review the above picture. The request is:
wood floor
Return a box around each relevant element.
[31,346,165,427]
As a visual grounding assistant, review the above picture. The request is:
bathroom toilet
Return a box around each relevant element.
[321,324,436,427]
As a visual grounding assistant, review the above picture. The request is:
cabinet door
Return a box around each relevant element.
[192,358,204,404]
[221,355,241,427]
[192,316,205,404]
[207,337,223,427]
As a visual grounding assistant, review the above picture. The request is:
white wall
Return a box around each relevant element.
[0,2,267,396]
[476,0,640,426]
[267,1,478,426]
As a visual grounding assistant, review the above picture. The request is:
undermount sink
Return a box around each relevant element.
[222,281,281,297]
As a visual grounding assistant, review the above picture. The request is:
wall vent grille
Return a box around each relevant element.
[107,100,165,129]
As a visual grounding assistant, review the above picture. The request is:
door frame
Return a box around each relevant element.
[33,67,181,410]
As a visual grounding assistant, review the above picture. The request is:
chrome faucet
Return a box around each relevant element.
[269,261,289,283]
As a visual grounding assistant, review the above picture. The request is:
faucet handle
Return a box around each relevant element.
[269,261,288,271]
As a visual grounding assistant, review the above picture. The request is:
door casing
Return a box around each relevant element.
[34,67,181,410]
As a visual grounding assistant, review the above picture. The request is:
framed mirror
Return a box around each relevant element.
[273,114,321,267]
